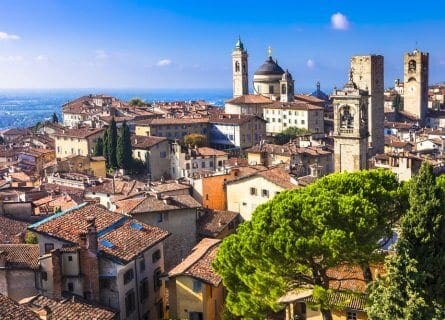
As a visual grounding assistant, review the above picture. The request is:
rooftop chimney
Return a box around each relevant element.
[86,216,98,253]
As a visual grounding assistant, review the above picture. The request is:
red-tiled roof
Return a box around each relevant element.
[264,101,324,111]
[29,203,169,264]
[198,210,239,237]
[0,294,40,320]
[23,294,117,320]
[130,194,201,214]
[209,113,266,125]
[0,244,39,269]
[53,127,104,139]
[0,216,28,244]
[169,238,221,286]
[225,94,273,104]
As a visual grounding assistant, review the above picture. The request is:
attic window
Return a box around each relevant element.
[100,239,115,249]
[130,223,144,231]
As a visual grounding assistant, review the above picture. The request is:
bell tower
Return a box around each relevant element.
[232,37,248,98]
[403,49,429,122]
[332,71,369,172]
[280,69,294,102]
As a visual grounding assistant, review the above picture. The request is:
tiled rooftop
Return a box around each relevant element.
[197,210,239,237]
[29,203,170,264]
[168,238,221,286]
[130,194,201,214]
[225,94,273,104]
[0,244,39,269]
[23,294,117,320]
[0,294,40,320]
[131,135,167,149]
[0,215,28,244]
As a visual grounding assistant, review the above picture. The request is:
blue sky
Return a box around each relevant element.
[0,0,444,92]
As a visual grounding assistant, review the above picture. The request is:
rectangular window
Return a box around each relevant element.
[156,213,163,223]
[68,282,74,292]
[140,278,149,302]
[262,189,269,197]
[140,257,146,272]
[301,120,305,124]
[201,162,206,168]
[68,255,73,262]
[152,249,161,263]
[153,267,162,291]
[123,269,134,284]
[41,271,48,281]
[209,161,213,168]
[192,280,202,293]
[160,151,167,158]
[250,187,257,195]
[125,289,136,317]
[347,312,357,320]
[44,243,54,254]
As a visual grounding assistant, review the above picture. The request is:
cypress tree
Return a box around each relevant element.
[52,112,59,123]
[368,163,445,319]
[117,120,132,170]
[93,137,104,157]
[107,117,118,169]
[103,130,109,165]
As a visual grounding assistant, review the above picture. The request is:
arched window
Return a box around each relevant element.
[235,61,240,72]
[340,106,354,128]
[281,84,286,94]
[408,60,416,72]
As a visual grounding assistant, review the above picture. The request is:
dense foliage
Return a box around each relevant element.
[274,126,312,145]
[107,118,118,169]
[214,169,405,319]
[93,137,104,157]
[52,112,59,123]
[117,121,133,170]
[183,133,208,147]
[367,163,445,319]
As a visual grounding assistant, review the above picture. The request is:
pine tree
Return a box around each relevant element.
[107,118,118,169]
[117,120,132,170]
[93,137,104,157]
[367,163,445,319]
[103,130,109,165]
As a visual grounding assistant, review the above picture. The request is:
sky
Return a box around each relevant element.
[0,0,445,92]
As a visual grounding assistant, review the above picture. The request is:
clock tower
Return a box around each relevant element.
[232,37,249,98]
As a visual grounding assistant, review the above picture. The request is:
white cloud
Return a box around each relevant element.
[95,50,108,60]
[157,59,172,67]
[35,55,48,62]
[0,55,24,62]
[306,59,315,69]
[331,12,350,30]
[0,31,20,40]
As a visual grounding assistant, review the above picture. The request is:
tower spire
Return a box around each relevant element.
[267,46,272,58]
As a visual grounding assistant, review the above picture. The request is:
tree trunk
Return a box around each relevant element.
[321,309,333,320]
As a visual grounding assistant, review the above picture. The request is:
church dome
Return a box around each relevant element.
[310,81,329,101]
[254,57,285,76]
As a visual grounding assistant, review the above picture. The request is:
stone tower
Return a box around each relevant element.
[403,49,429,122]
[232,37,249,98]
[280,70,294,102]
[332,72,369,172]
[351,55,384,155]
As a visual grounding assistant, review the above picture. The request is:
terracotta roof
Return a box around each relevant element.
[33,194,80,215]
[384,121,417,130]
[114,197,145,214]
[87,179,143,196]
[169,238,222,286]
[209,113,266,125]
[29,203,169,264]
[0,294,40,320]
[130,194,201,214]
[148,117,209,125]
[257,167,298,189]
[191,147,228,157]
[22,294,117,320]
[327,263,384,293]
[131,135,167,149]
[53,127,104,139]
[302,291,367,311]
[0,215,28,244]
[264,101,324,111]
[198,210,239,237]
[149,181,191,194]
[294,94,325,104]
[246,142,331,157]
[99,218,170,263]
[225,94,273,104]
[0,244,39,269]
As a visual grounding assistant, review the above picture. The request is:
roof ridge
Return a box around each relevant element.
[28,202,88,229]
[96,216,128,238]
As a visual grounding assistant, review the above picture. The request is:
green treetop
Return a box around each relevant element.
[117,120,133,170]
[107,117,118,169]
[367,163,445,320]
[214,169,405,320]
[93,136,104,157]
[274,126,311,145]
